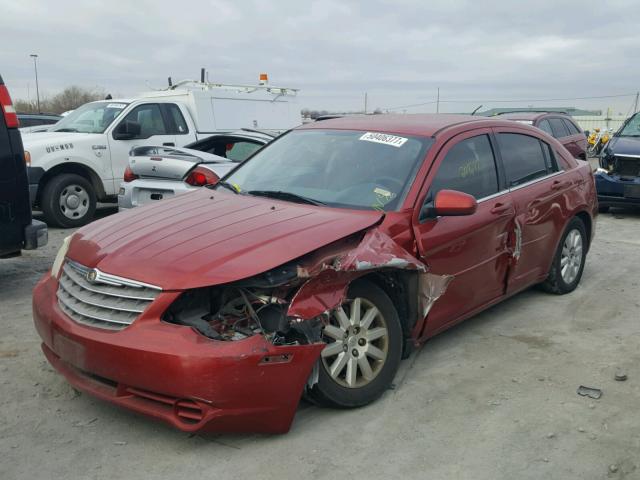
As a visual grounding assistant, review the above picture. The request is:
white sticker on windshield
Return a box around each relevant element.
[359,132,408,148]
[106,103,127,109]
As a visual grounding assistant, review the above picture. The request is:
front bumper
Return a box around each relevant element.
[33,274,324,433]
[594,171,640,208]
[117,179,196,211]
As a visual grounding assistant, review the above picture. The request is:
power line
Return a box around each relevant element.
[385,92,639,111]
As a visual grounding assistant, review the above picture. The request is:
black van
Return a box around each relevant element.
[0,74,47,258]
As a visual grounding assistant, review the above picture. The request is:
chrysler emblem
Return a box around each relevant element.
[86,269,98,283]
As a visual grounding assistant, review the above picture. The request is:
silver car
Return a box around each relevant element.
[118,130,275,210]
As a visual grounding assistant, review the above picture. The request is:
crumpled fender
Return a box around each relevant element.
[287,228,453,323]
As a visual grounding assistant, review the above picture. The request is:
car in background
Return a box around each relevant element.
[595,112,640,212]
[497,111,587,159]
[18,113,62,128]
[23,75,299,228]
[118,129,275,209]
[18,113,62,134]
[0,76,48,258]
[34,114,596,434]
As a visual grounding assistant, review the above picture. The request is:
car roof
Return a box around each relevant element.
[497,112,574,121]
[297,113,517,137]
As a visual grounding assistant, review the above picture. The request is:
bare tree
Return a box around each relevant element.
[14,86,106,114]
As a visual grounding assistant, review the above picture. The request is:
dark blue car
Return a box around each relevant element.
[595,112,640,212]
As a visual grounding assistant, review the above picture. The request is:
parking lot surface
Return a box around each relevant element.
[1,208,639,480]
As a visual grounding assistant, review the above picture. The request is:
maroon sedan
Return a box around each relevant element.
[33,114,597,433]
[498,111,588,159]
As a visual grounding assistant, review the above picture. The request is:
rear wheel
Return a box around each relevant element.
[540,217,587,294]
[306,280,402,408]
[41,174,96,228]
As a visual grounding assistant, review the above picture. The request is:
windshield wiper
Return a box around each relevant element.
[210,181,240,194]
[53,128,78,132]
[247,190,325,206]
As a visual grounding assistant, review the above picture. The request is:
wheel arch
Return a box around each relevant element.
[574,210,592,252]
[36,163,106,205]
[359,270,420,359]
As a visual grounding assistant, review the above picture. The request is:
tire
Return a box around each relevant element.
[41,174,97,228]
[540,217,587,295]
[598,205,610,214]
[306,279,403,408]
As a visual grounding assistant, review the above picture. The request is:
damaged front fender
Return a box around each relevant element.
[288,229,453,331]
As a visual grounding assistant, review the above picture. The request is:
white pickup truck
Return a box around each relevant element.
[22,77,299,227]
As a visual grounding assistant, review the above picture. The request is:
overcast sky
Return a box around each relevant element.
[1,0,639,114]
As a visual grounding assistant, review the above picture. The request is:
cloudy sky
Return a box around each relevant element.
[1,0,639,114]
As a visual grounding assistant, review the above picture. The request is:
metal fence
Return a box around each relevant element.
[573,116,628,133]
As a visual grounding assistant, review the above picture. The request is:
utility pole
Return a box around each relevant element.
[30,54,40,113]
[436,87,440,113]
[634,91,639,114]
[364,92,368,114]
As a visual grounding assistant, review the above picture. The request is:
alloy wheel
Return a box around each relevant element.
[560,229,583,284]
[321,297,389,389]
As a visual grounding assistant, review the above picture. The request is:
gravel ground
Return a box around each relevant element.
[1,205,639,480]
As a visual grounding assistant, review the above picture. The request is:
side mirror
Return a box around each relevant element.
[433,189,477,216]
[113,120,142,140]
[584,130,590,137]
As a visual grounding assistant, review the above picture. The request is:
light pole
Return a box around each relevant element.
[30,54,40,113]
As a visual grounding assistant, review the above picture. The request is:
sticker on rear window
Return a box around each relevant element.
[359,132,408,148]
[106,103,127,109]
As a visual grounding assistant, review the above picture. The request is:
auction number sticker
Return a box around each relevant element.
[359,132,408,148]
[106,103,127,109]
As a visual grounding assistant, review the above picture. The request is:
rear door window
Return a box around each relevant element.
[549,118,569,138]
[537,119,553,136]
[562,119,581,135]
[428,134,499,200]
[225,141,263,162]
[497,133,550,187]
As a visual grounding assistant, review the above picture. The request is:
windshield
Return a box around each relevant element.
[618,113,640,137]
[52,101,129,134]
[221,129,433,211]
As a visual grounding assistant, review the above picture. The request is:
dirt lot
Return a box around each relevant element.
[1,206,639,480]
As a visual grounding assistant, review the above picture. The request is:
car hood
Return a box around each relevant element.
[606,136,640,156]
[67,189,384,290]
[22,131,105,150]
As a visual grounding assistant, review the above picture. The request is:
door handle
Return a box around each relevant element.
[490,202,513,215]
[163,142,175,147]
[551,180,571,191]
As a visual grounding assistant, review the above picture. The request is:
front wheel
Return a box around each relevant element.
[306,279,403,408]
[41,174,97,228]
[540,217,587,294]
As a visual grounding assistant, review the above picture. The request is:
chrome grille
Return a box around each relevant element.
[57,260,161,330]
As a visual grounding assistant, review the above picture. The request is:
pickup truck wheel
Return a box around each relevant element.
[306,280,402,408]
[41,174,96,228]
[540,217,587,295]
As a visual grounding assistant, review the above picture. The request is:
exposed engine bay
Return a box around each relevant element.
[602,155,640,178]
[163,282,325,345]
